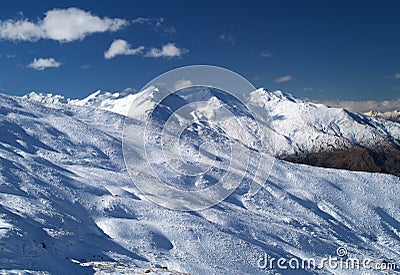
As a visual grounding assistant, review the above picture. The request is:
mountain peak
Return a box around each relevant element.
[22,91,69,105]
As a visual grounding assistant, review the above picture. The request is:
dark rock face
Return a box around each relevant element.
[286,144,400,178]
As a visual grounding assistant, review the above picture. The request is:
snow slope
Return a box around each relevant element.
[0,90,399,274]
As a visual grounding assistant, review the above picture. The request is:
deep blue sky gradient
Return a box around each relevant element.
[0,0,399,100]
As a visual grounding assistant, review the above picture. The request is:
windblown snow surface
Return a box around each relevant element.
[0,88,399,274]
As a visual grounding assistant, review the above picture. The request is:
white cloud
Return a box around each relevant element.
[131,17,150,24]
[104,40,188,59]
[218,33,235,45]
[274,75,293,83]
[174,79,193,90]
[146,43,187,58]
[0,19,44,41]
[104,39,144,59]
[132,17,176,34]
[260,52,272,58]
[394,73,400,79]
[28,58,61,70]
[303,87,314,92]
[0,8,127,42]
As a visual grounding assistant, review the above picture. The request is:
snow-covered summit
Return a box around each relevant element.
[69,89,139,116]
[21,86,400,160]
[23,91,70,105]
[75,86,400,177]
[256,88,399,153]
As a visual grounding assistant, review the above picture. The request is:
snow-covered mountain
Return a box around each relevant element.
[38,87,400,176]
[252,89,400,177]
[1,89,399,274]
[63,88,400,155]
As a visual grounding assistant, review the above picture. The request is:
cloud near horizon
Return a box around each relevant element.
[313,98,400,113]
[274,75,293,83]
[0,8,128,42]
[28,58,61,70]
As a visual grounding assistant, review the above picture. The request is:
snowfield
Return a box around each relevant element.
[0,88,399,274]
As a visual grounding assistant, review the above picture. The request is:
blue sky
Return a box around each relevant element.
[0,0,399,101]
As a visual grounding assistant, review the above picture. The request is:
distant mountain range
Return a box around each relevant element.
[363,109,400,122]
[309,98,400,123]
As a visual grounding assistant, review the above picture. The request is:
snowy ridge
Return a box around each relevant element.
[64,87,400,158]
[25,87,400,173]
[69,89,143,116]
[23,92,70,105]
[23,88,153,117]
[248,88,399,156]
